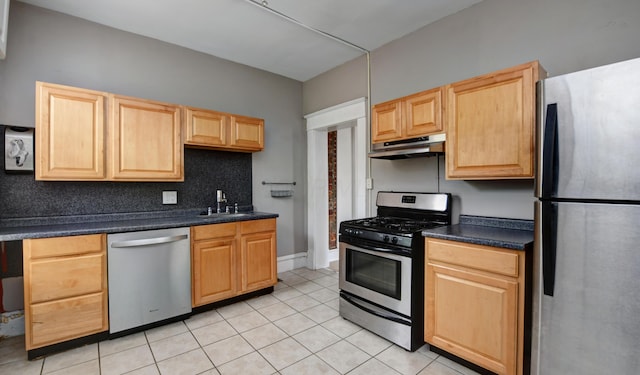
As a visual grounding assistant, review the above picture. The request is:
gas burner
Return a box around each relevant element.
[386,220,441,232]
[354,216,408,227]
[346,216,444,234]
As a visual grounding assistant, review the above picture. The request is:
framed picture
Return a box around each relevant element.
[4,126,34,173]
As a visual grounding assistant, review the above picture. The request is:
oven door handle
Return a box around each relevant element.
[340,238,410,257]
[341,293,410,326]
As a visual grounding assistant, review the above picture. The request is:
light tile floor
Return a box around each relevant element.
[0,267,481,375]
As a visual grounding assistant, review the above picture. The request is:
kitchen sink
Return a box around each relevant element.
[198,212,251,218]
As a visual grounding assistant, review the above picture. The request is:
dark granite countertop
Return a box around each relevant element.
[422,215,534,251]
[0,208,279,242]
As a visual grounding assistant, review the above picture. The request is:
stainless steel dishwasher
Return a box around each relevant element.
[107,227,191,334]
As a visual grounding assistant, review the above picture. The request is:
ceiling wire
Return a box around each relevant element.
[244,0,374,216]
[244,0,369,54]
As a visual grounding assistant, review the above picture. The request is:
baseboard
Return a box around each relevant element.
[277,252,308,273]
[328,248,338,263]
[278,250,338,272]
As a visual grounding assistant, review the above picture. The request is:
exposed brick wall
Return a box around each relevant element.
[328,130,337,249]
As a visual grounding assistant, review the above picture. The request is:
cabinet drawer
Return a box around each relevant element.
[192,222,237,241]
[29,293,107,349]
[426,238,520,277]
[29,253,105,303]
[24,234,104,259]
[240,218,276,234]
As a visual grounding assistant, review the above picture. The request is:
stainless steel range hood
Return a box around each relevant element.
[368,133,445,159]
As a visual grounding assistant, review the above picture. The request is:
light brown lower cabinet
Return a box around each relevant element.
[192,218,277,307]
[425,238,526,375]
[239,219,277,293]
[191,222,238,306]
[22,234,108,350]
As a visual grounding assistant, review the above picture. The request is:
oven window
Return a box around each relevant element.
[345,248,401,299]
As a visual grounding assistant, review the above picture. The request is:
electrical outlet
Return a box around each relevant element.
[162,191,177,204]
[366,178,373,190]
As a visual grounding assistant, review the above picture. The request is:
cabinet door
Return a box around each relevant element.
[230,115,264,151]
[405,88,443,137]
[192,238,237,306]
[425,263,518,375]
[184,107,229,147]
[371,100,402,143]
[446,61,541,179]
[240,230,276,293]
[110,95,183,181]
[36,82,106,180]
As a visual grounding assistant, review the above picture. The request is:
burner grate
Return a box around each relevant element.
[342,216,445,235]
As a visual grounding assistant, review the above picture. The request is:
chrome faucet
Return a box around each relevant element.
[216,189,227,213]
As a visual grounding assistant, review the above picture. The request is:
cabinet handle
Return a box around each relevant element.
[341,293,410,325]
[541,103,558,198]
[542,201,558,296]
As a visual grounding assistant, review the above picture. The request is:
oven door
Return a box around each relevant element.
[339,238,412,317]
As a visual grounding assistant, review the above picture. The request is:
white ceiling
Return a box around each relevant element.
[18,0,482,82]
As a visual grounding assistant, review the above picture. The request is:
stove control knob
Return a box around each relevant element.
[383,235,390,243]
[391,237,398,244]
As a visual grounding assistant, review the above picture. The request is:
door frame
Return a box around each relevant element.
[304,97,368,269]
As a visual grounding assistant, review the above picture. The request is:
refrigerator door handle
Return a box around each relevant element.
[542,201,558,296]
[541,103,558,199]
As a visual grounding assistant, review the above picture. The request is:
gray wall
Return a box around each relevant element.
[0,3,306,257]
[303,0,640,220]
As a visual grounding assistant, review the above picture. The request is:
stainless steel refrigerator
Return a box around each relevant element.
[532,57,640,374]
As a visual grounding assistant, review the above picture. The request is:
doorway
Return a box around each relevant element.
[305,98,368,270]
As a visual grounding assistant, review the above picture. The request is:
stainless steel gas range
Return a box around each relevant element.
[338,191,451,351]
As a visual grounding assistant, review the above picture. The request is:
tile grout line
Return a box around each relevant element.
[211,271,340,374]
[1,268,476,375]
[182,322,216,375]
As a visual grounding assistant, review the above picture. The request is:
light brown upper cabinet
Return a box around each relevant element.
[371,100,402,142]
[445,61,545,179]
[110,95,183,181]
[183,107,228,148]
[36,82,184,181]
[184,106,264,152]
[230,115,264,151]
[372,87,443,143]
[36,82,106,180]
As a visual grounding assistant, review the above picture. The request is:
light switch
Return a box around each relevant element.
[162,191,177,204]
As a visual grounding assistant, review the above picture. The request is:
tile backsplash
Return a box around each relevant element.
[0,126,252,219]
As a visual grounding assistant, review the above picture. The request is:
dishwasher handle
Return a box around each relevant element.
[110,234,188,248]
